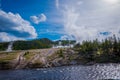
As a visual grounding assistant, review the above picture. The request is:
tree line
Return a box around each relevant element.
[74,35,120,63]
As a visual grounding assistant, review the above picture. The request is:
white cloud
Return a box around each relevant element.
[30,13,47,24]
[77,1,83,5]
[60,35,68,40]
[60,35,75,40]
[56,0,59,9]
[59,0,120,42]
[103,0,119,5]
[0,10,37,42]
[0,32,24,42]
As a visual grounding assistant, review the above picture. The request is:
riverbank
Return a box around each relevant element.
[0,48,120,70]
[0,48,59,70]
[0,48,88,70]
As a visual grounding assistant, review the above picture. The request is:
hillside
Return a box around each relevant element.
[0,38,76,51]
[0,48,60,69]
[0,42,9,51]
[13,38,53,50]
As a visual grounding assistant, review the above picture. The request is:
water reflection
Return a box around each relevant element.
[0,64,120,80]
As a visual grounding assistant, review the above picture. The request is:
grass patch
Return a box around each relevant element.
[47,49,64,61]
[47,53,58,61]
[56,49,64,58]
[0,52,18,63]
[28,59,43,68]
[23,51,35,60]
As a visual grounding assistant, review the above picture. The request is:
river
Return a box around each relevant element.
[0,64,120,80]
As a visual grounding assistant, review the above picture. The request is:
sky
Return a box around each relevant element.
[0,0,120,42]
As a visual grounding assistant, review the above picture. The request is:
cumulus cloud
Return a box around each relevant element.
[30,13,47,24]
[60,35,75,40]
[0,32,24,42]
[0,10,37,42]
[59,0,120,42]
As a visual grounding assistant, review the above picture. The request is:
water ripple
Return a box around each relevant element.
[0,64,120,80]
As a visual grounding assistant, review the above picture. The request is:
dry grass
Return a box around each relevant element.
[0,52,19,63]
[23,51,34,60]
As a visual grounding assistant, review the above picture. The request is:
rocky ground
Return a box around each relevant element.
[0,48,93,70]
[0,48,60,70]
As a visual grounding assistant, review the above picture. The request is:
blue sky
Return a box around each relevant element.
[0,0,65,41]
[0,0,120,42]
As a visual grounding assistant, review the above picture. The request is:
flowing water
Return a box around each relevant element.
[0,64,120,80]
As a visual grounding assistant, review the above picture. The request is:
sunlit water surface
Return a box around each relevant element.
[0,64,120,80]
